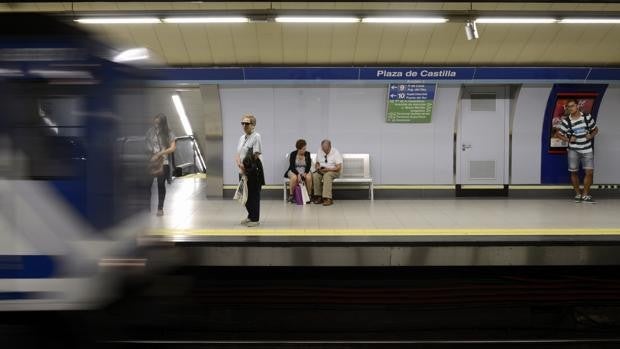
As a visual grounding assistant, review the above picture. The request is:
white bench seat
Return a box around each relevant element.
[284,153,374,201]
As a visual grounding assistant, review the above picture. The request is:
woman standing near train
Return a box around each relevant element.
[146,113,176,216]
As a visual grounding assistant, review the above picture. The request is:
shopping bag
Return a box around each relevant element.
[300,181,310,205]
[293,184,303,205]
[234,176,248,205]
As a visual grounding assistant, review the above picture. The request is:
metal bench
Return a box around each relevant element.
[283,153,374,201]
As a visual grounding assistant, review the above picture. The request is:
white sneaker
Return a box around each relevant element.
[245,221,260,227]
[240,218,251,225]
[581,195,597,204]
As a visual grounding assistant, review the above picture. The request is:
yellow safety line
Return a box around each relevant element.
[149,228,620,237]
[459,185,505,189]
[510,185,573,190]
[177,173,207,179]
[375,185,455,190]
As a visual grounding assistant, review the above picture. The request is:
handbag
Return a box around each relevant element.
[149,132,166,177]
[149,155,164,177]
[300,180,310,205]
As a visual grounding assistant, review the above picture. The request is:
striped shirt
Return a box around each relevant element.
[558,113,597,154]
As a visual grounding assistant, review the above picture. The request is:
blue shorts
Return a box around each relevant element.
[567,149,594,172]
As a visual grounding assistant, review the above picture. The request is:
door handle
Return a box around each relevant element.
[462,144,472,151]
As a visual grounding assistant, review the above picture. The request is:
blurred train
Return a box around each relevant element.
[0,13,155,313]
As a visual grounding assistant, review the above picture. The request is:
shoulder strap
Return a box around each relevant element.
[583,114,592,132]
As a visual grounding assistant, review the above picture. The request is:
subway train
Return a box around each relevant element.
[0,13,154,315]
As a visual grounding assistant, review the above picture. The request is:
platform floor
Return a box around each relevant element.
[145,178,620,238]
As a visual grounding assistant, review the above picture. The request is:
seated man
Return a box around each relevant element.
[312,139,343,206]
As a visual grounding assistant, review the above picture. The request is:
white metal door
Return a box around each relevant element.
[457,86,509,185]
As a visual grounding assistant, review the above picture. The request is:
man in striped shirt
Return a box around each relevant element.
[556,99,599,204]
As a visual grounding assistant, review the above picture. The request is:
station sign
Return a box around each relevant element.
[386,83,436,123]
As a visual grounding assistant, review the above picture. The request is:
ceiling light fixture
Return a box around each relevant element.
[275,16,360,23]
[113,48,150,63]
[172,95,193,136]
[475,17,557,24]
[75,17,161,24]
[163,17,249,23]
[559,18,620,24]
[362,17,448,23]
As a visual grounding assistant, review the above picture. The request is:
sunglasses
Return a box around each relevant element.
[324,155,328,163]
[241,122,251,126]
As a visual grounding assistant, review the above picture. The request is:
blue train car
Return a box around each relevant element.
[0,13,152,312]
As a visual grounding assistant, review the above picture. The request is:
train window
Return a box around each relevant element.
[4,88,86,180]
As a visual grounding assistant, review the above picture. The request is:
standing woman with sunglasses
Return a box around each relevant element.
[236,114,264,227]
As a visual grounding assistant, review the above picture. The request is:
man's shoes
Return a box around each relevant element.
[287,196,296,204]
[322,198,333,206]
[156,209,164,217]
[246,221,260,227]
[581,195,597,204]
[574,194,582,203]
[240,218,251,225]
[313,196,323,204]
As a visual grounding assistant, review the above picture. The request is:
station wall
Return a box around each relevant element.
[220,86,458,186]
[215,84,620,186]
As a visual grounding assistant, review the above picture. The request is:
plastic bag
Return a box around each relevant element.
[234,175,248,205]
[300,181,310,205]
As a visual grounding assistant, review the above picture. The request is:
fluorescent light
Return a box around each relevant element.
[163,17,249,23]
[362,17,448,23]
[172,95,193,136]
[42,117,59,135]
[28,69,93,79]
[113,48,149,63]
[75,17,160,24]
[0,68,23,77]
[475,17,557,24]
[560,18,620,24]
[275,16,360,23]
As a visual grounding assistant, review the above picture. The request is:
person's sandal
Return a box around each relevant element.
[322,198,333,206]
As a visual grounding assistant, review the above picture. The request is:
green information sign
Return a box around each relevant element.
[386,84,435,123]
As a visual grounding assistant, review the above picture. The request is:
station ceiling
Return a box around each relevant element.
[2,2,620,66]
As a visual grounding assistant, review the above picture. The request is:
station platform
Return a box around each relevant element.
[143,178,620,267]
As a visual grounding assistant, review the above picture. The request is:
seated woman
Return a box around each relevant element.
[284,139,312,203]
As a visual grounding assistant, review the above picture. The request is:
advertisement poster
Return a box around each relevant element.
[548,93,598,154]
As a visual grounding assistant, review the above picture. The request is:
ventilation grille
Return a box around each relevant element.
[469,160,496,180]
[470,93,496,111]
